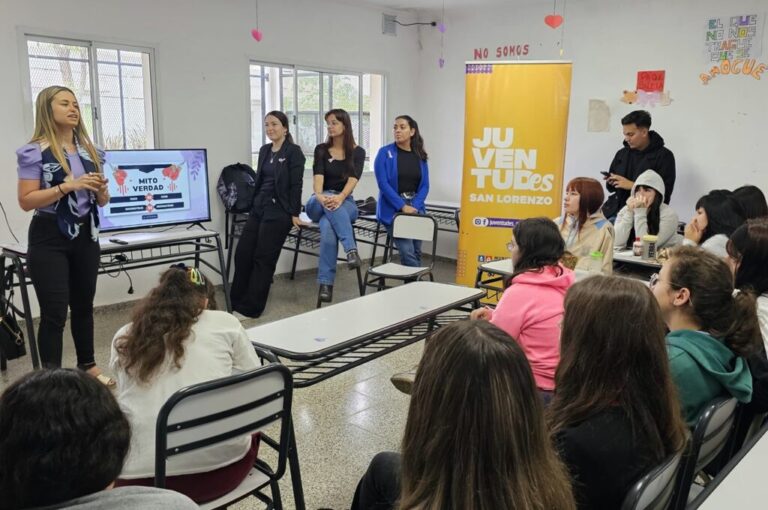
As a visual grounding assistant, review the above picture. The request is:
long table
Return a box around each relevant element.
[0,229,229,370]
[247,281,484,388]
[693,424,768,508]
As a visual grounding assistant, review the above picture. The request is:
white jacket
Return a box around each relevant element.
[614,170,682,248]
[759,293,768,352]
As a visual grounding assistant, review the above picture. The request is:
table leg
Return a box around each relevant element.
[215,236,232,313]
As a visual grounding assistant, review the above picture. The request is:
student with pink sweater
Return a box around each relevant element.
[471,217,575,402]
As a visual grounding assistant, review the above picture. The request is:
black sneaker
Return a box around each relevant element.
[319,284,333,302]
[346,249,362,269]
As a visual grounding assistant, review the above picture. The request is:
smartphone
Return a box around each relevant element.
[600,171,610,177]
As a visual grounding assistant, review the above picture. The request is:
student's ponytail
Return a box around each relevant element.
[722,290,761,358]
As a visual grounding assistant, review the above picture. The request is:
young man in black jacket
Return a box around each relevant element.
[602,110,676,221]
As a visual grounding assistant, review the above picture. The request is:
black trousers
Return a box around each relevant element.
[230,197,292,317]
[351,451,401,510]
[27,215,100,368]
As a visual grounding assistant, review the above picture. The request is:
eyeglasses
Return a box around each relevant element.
[649,273,660,288]
[506,241,517,252]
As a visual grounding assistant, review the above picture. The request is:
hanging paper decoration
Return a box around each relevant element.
[251,0,263,42]
[545,14,563,28]
[438,0,446,69]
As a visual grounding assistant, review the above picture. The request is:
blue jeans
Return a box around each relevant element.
[305,192,358,285]
[386,225,423,267]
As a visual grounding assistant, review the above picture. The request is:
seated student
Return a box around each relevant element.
[728,218,768,348]
[733,184,768,220]
[352,321,575,510]
[110,265,261,503]
[554,177,614,274]
[614,169,681,249]
[651,246,761,426]
[683,189,746,258]
[549,276,686,510]
[305,109,366,303]
[471,217,575,401]
[0,369,196,510]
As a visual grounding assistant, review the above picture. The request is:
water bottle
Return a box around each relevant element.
[588,251,604,273]
[642,235,658,260]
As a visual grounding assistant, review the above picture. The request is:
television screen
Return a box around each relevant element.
[98,149,211,232]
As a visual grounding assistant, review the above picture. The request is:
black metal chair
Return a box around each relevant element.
[621,448,686,510]
[154,364,297,509]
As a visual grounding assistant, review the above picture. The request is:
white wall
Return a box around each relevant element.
[415,0,768,259]
[0,0,421,311]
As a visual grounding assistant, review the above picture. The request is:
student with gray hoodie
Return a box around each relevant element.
[651,246,761,426]
[613,169,682,249]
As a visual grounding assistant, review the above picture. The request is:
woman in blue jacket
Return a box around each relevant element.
[373,115,430,267]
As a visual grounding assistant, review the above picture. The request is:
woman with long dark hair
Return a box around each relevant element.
[733,185,768,220]
[352,321,575,510]
[471,217,574,400]
[16,85,112,383]
[554,177,614,273]
[305,109,366,303]
[728,218,768,347]
[651,246,761,425]
[549,276,687,509]
[614,169,681,249]
[231,110,305,318]
[111,266,261,503]
[683,189,745,258]
[374,115,430,267]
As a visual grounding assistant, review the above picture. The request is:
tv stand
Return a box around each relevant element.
[186,222,208,231]
[1,230,230,370]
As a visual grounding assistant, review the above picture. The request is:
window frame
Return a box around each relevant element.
[248,59,386,170]
[18,28,160,149]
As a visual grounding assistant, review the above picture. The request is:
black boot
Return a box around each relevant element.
[319,284,333,302]
[346,249,362,269]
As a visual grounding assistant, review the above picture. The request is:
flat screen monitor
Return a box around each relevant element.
[98,149,211,232]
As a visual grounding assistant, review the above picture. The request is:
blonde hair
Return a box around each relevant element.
[30,86,101,175]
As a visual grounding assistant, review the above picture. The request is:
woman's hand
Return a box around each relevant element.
[626,196,638,211]
[684,219,703,244]
[401,204,418,214]
[292,216,309,228]
[324,194,344,211]
[95,177,110,206]
[470,307,492,321]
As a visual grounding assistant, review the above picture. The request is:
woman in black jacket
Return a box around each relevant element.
[230,111,305,318]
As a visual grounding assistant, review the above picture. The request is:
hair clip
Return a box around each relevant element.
[169,263,205,286]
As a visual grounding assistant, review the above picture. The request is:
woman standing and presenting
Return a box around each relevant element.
[16,85,111,383]
[374,115,430,267]
[305,109,365,303]
[231,111,305,318]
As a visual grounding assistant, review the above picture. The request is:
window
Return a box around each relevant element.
[250,62,385,170]
[25,35,157,150]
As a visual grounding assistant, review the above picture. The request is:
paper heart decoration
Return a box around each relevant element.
[544,14,563,28]
[438,57,445,68]
[438,22,446,33]
[251,29,263,42]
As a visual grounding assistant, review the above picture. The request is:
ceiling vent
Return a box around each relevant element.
[382,14,397,36]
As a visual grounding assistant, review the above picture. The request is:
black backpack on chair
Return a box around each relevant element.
[216,163,258,214]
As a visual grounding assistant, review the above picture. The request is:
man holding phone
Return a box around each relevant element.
[601,110,676,221]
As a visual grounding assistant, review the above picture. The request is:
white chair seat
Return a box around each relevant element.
[368,262,430,278]
[199,467,270,510]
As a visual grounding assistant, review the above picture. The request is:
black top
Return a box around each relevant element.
[556,408,657,510]
[253,142,306,216]
[396,147,422,194]
[257,149,281,195]
[603,130,676,218]
[313,145,365,192]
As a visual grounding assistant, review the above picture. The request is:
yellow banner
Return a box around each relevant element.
[456,61,572,287]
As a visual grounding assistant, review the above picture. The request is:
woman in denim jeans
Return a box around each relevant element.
[373,115,430,267]
[305,109,366,303]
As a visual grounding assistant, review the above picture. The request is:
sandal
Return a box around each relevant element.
[78,363,117,389]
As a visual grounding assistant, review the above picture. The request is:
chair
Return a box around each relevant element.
[621,449,685,510]
[154,364,296,510]
[670,397,738,510]
[363,213,438,294]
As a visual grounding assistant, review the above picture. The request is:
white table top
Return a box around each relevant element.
[478,258,514,275]
[613,249,662,269]
[425,200,460,211]
[247,281,483,359]
[697,426,768,508]
[2,229,220,258]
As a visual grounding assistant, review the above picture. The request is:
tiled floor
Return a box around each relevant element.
[0,257,458,510]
